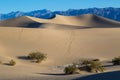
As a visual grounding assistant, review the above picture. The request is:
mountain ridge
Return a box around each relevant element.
[0,7,120,21]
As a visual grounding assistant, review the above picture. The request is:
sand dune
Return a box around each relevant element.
[0,14,120,80]
[1,14,120,28]
[0,16,91,29]
[0,16,42,28]
[28,14,120,27]
[0,14,120,65]
[42,14,120,27]
[0,27,120,66]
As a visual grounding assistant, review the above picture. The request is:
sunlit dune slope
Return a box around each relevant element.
[1,14,120,28]
[0,14,120,66]
[0,27,120,65]
[28,14,120,27]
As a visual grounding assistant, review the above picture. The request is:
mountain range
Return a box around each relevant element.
[0,7,120,21]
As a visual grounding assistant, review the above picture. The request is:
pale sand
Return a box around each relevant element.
[27,14,120,27]
[0,15,120,80]
[1,14,120,28]
[0,27,120,64]
[0,27,120,80]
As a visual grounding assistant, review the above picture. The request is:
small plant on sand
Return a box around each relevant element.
[9,59,16,66]
[89,61,104,73]
[28,52,47,63]
[81,59,104,73]
[81,60,91,66]
[112,56,120,65]
[0,61,2,64]
[64,64,77,75]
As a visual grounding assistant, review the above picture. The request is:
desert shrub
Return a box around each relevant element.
[9,59,16,66]
[81,59,104,73]
[28,52,47,63]
[64,64,77,75]
[80,60,91,71]
[81,60,91,66]
[112,56,120,65]
[89,61,104,73]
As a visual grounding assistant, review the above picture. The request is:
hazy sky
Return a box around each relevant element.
[0,0,120,13]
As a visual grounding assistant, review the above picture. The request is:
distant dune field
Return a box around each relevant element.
[0,14,120,80]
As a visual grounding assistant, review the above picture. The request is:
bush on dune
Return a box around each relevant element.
[64,64,78,75]
[28,52,47,63]
[64,59,104,75]
[80,59,104,73]
[9,59,16,66]
[112,56,120,65]
[88,61,104,73]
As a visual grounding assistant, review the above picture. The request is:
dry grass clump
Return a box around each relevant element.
[28,52,47,63]
[9,59,16,66]
[112,56,120,65]
[64,64,78,75]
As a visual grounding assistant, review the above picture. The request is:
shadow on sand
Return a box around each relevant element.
[73,71,120,80]
[17,56,29,60]
[36,73,66,76]
[3,63,11,66]
[103,64,115,67]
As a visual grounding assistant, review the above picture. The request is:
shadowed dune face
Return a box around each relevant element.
[73,71,120,80]
[0,16,42,28]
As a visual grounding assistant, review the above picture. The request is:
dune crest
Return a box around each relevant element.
[47,14,120,27]
[0,14,120,28]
